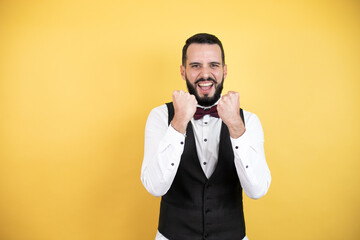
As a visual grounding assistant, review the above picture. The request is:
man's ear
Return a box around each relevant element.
[223,64,228,79]
[180,65,186,80]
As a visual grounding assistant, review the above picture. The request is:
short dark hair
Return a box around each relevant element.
[182,33,225,66]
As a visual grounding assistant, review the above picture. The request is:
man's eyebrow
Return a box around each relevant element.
[189,61,221,65]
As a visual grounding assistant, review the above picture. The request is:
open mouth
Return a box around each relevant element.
[197,81,214,94]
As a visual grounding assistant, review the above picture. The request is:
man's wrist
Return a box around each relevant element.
[229,126,246,138]
[227,117,246,138]
[171,118,188,135]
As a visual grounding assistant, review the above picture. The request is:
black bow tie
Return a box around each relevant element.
[193,105,219,120]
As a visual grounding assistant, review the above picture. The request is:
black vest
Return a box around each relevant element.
[158,102,246,240]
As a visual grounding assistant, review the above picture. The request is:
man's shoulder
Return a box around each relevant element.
[150,104,168,115]
[241,109,261,125]
[146,104,169,123]
[242,109,253,118]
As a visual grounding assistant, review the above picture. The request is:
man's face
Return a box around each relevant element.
[181,43,227,106]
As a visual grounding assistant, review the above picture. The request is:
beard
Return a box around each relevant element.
[185,75,224,107]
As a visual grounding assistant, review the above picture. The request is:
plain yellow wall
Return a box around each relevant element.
[0,0,359,239]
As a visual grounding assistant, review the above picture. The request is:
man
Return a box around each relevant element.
[141,33,271,240]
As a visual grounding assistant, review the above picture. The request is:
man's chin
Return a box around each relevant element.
[199,93,212,98]
[196,95,219,107]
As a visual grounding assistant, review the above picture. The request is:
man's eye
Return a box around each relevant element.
[210,64,219,68]
[192,65,200,68]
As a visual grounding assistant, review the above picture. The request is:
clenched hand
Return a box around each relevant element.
[218,91,246,138]
[171,90,198,134]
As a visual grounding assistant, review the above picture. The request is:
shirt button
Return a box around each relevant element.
[246,165,248,168]
[235,146,239,149]
[204,138,207,142]
[204,122,208,124]
[171,163,174,166]
[203,162,207,165]
[180,141,184,145]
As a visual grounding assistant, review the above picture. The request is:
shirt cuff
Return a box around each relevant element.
[158,124,186,169]
[230,130,252,169]
[168,123,186,143]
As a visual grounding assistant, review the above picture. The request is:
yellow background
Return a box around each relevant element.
[0,0,359,239]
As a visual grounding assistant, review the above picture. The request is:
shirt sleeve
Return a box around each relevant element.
[141,105,186,197]
[231,112,271,199]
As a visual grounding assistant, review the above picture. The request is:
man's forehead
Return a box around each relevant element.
[186,43,222,63]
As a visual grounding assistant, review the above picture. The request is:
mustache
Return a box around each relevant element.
[195,78,216,85]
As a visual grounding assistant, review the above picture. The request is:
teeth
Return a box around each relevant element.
[199,82,213,87]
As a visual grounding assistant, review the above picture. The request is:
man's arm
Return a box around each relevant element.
[218,91,271,199]
[141,105,186,197]
[231,112,271,199]
[141,91,197,197]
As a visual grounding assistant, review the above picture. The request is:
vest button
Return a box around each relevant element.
[205,208,210,213]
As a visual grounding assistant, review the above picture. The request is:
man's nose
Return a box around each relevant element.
[200,66,210,79]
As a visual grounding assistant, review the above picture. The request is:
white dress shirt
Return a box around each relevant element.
[141,100,271,240]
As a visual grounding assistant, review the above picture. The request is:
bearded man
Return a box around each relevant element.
[141,33,271,240]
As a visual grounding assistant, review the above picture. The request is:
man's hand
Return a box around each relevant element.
[218,91,246,138]
[171,90,198,134]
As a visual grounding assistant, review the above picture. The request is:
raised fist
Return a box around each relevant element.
[171,90,198,134]
[218,91,245,138]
